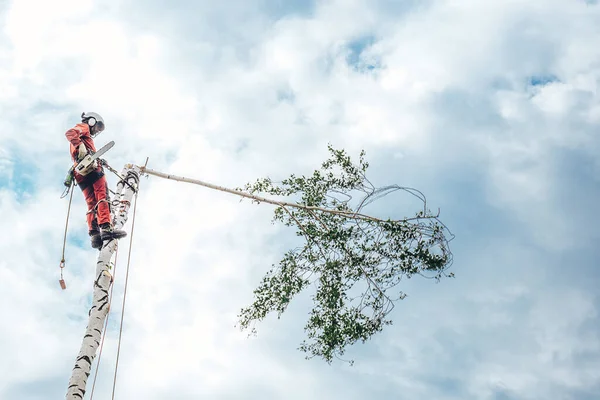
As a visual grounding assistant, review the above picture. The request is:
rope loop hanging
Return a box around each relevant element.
[59,182,75,290]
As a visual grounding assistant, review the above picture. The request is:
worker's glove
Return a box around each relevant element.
[77,144,88,161]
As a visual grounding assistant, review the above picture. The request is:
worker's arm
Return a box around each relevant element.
[65,125,90,160]
[65,126,84,147]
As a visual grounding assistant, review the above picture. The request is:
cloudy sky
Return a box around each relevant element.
[1,0,600,399]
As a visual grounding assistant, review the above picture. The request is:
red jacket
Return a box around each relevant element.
[65,123,97,161]
[65,123,102,181]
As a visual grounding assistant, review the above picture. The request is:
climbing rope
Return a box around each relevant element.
[111,180,140,399]
[89,248,119,400]
[59,183,75,290]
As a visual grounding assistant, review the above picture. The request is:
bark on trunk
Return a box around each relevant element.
[65,165,140,399]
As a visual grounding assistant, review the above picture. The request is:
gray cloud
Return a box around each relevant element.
[1,0,599,399]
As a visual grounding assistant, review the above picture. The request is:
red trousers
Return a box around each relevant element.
[81,175,111,232]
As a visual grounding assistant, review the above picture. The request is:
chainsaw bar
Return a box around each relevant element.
[89,140,115,161]
[75,141,115,176]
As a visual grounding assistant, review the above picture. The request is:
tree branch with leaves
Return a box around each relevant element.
[140,145,454,364]
[235,145,454,364]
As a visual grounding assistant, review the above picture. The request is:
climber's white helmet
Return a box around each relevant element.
[81,112,105,137]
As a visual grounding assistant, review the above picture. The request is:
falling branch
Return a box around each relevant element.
[139,144,454,364]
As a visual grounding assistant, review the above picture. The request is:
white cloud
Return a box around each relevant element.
[1,0,599,398]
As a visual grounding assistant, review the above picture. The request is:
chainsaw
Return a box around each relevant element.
[74,140,115,176]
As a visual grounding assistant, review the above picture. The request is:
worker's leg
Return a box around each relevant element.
[92,176,127,241]
[82,184,98,233]
[92,175,111,227]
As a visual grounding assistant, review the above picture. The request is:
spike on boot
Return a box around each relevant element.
[100,223,127,242]
[89,230,102,249]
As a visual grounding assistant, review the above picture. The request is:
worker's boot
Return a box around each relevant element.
[100,223,127,242]
[89,230,103,249]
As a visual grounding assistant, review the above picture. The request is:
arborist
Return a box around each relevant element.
[65,112,127,249]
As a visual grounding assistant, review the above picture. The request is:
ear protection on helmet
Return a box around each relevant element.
[81,111,104,130]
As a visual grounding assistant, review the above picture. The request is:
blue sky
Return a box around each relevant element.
[1,0,599,399]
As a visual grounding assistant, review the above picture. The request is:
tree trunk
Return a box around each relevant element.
[66,165,140,400]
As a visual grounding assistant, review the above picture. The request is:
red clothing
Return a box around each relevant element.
[65,123,101,180]
[82,177,111,230]
[65,123,111,231]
